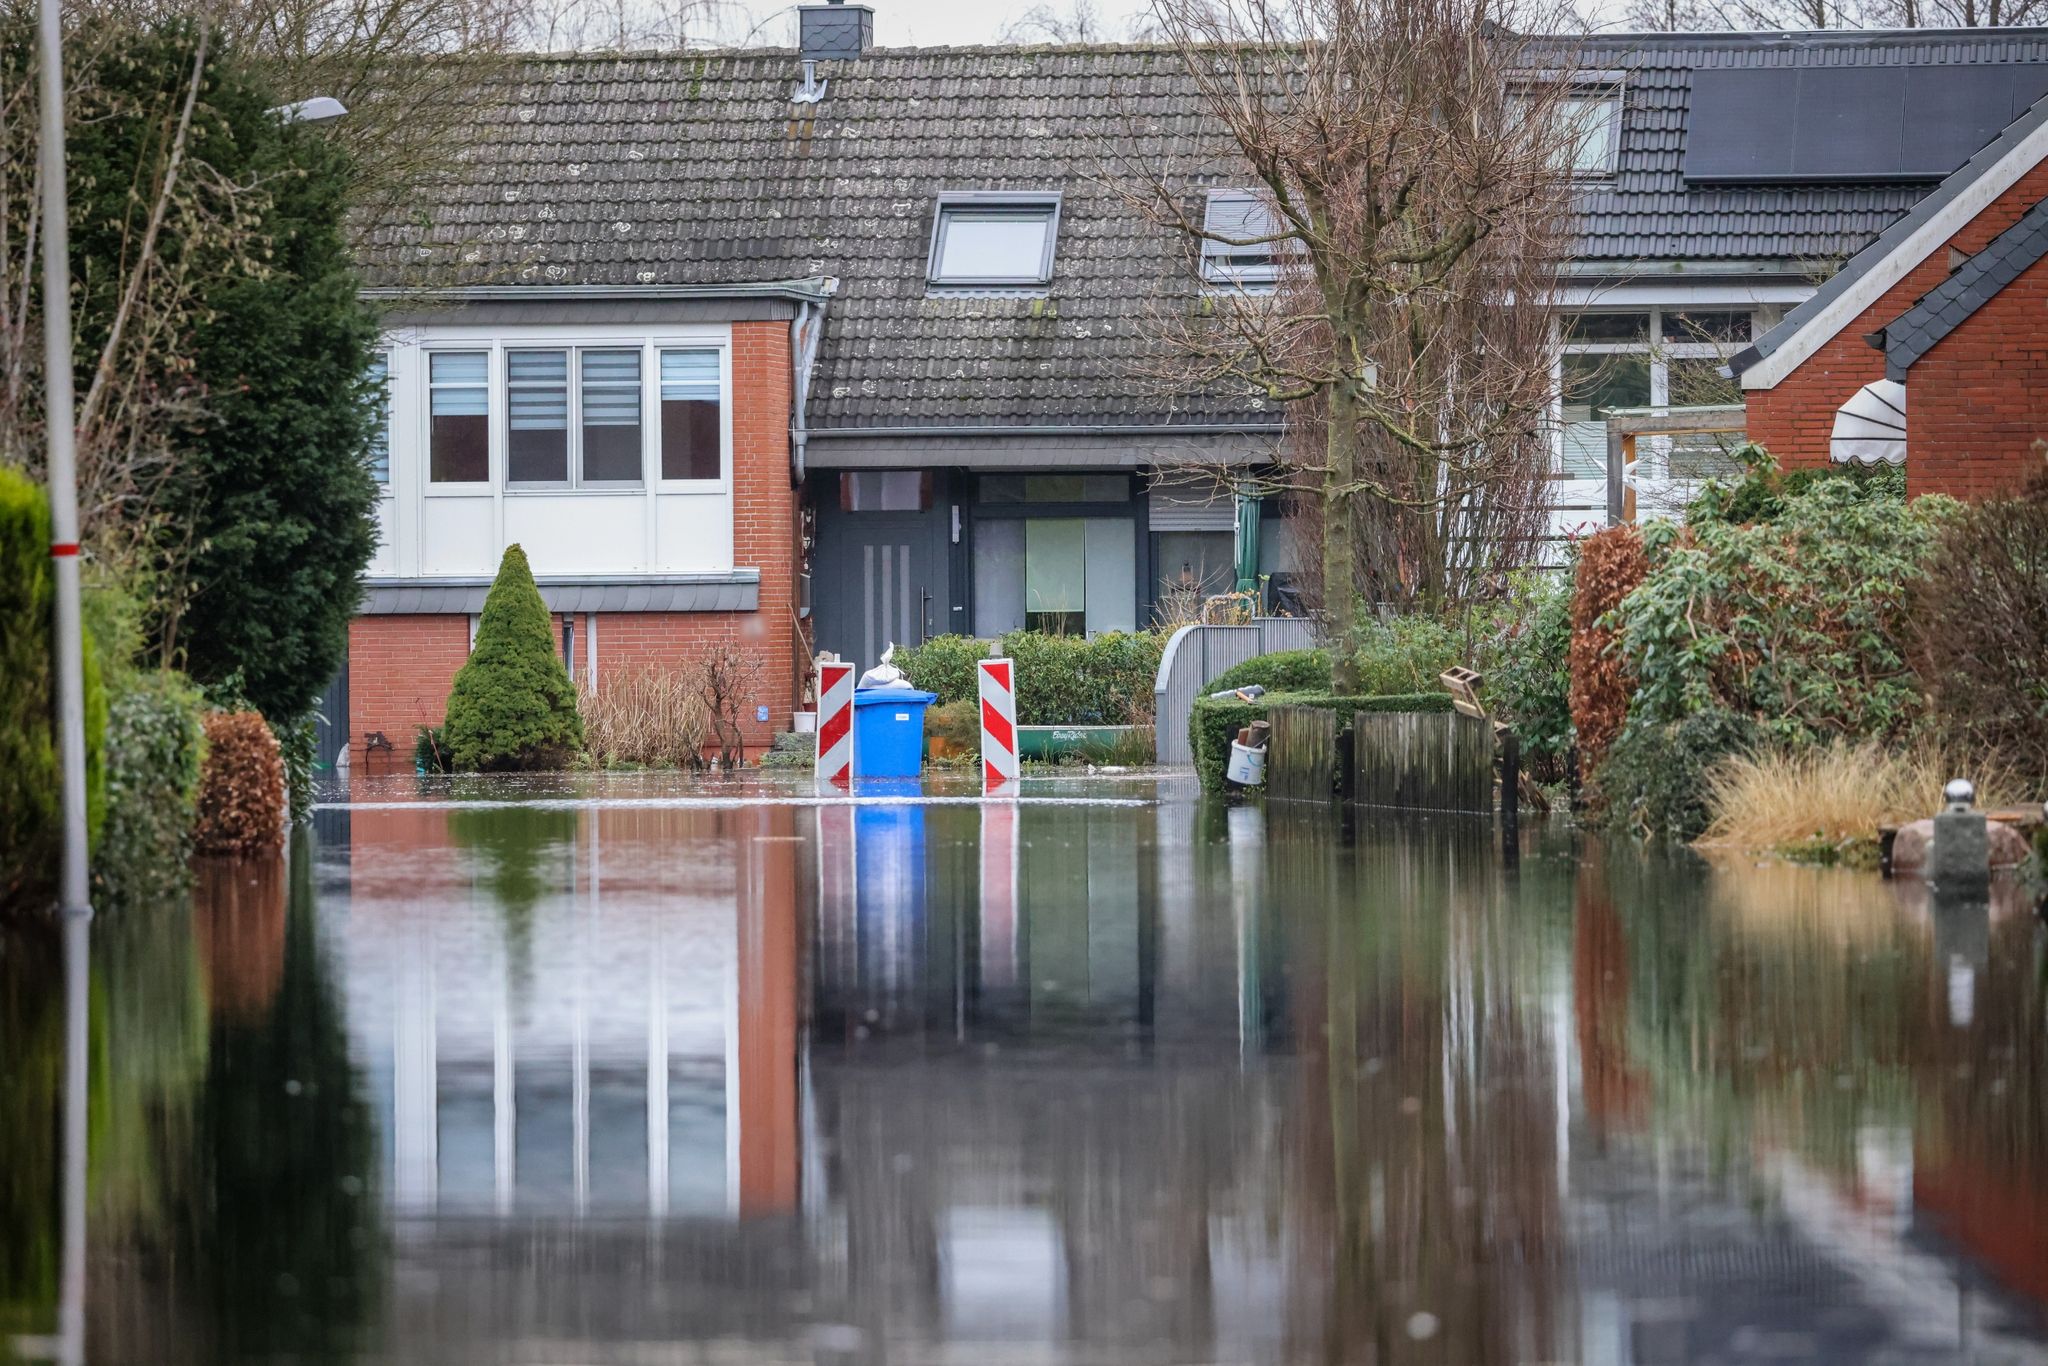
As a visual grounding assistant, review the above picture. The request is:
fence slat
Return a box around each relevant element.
[1266,706,1339,803]
[1352,711,1494,813]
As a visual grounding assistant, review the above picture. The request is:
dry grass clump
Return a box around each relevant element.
[192,711,286,855]
[579,667,710,769]
[1698,739,2034,852]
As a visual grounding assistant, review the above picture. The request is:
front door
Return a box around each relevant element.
[812,477,954,671]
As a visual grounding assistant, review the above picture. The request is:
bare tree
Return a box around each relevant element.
[1620,0,2047,30]
[998,0,1163,42]
[1127,0,1580,688]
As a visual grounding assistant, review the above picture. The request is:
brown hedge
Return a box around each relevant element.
[193,711,286,856]
[1568,526,1649,770]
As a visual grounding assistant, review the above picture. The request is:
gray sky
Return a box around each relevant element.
[740,0,1159,46]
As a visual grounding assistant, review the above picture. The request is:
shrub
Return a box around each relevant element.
[925,699,981,760]
[579,667,710,770]
[1,468,107,912]
[1591,709,1762,843]
[1190,691,1453,792]
[1485,570,1573,783]
[1688,443,1906,529]
[97,670,207,907]
[1202,648,1330,695]
[1911,458,2048,776]
[194,711,287,855]
[1002,630,1164,726]
[895,635,989,705]
[1353,614,1462,696]
[414,725,451,774]
[1615,476,1950,748]
[1699,739,2033,855]
[1568,526,1647,771]
[442,545,583,771]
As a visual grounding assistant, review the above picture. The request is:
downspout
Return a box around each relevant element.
[789,278,836,485]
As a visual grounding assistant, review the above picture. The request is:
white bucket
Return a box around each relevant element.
[793,710,818,734]
[1226,740,1267,787]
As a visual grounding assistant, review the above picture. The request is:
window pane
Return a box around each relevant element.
[507,349,568,485]
[429,351,488,484]
[1666,356,1741,409]
[366,354,389,484]
[580,349,642,484]
[842,472,929,511]
[1563,313,1649,344]
[975,519,1026,636]
[933,208,1053,284]
[981,475,1127,504]
[1661,310,1751,343]
[1564,96,1617,174]
[1202,192,1286,285]
[660,349,721,481]
[1025,519,1086,634]
[1083,519,1135,635]
[1559,354,1650,481]
[1153,531,1234,603]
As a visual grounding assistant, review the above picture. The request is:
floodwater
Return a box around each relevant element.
[4,771,2047,1365]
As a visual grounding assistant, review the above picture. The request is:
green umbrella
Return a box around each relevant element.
[1233,483,1261,595]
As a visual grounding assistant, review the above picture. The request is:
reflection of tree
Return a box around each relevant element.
[449,803,577,1003]
[1272,810,1564,1363]
[174,834,385,1362]
[0,924,61,1336]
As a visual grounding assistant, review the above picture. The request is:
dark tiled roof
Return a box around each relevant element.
[361,32,2048,430]
[1575,29,2048,268]
[1870,194,2048,379]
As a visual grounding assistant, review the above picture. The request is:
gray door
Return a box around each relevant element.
[812,502,953,670]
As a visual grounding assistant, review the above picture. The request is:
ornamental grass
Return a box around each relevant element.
[578,666,711,770]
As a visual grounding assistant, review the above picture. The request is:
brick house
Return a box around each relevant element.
[1732,92,2048,496]
[332,15,2048,769]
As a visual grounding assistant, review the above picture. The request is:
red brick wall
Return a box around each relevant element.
[1903,251,2048,499]
[1745,160,2048,498]
[347,318,800,768]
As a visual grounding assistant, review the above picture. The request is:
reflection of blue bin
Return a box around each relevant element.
[853,689,938,778]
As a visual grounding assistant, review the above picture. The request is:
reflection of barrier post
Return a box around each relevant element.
[977,656,1019,789]
[979,800,1019,989]
[816,660,855,789]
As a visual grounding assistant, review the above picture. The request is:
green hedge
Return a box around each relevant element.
[1201,648,1330,695]
[895,631,1165,726]
[97,670,207,908]
[1189,691,1452,792]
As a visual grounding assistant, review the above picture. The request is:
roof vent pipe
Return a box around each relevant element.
[798,0,874,62]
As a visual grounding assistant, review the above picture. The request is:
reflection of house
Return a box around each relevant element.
[1735,87,2048,495]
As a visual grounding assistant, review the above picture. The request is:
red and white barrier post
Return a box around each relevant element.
[816,660,855,789]
[977,656,1019,789]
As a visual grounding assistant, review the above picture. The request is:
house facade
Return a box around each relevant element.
[338,14,2048,768]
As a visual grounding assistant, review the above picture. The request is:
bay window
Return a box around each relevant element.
[1557,308,1751,482]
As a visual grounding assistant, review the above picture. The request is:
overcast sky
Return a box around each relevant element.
[727,0,1154,47]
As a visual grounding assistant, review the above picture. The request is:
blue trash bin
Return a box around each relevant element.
[852,688,938,778]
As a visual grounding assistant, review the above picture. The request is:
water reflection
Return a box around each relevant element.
[1,775,2044,1363]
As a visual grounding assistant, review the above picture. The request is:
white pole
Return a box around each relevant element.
[36,1,93,1362]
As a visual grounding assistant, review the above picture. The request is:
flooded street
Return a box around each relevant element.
[6,773,2048,1364]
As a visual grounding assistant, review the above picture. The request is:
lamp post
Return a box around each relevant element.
[34,1,91,1363]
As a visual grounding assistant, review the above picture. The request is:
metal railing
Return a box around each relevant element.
[1152,618,1319,765]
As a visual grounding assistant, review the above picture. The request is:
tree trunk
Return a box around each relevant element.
[1325,385,1363,693]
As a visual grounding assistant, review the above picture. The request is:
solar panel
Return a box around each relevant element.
[1685,64,2048,183]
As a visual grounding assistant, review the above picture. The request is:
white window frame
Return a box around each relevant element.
[415,334,733,498]
[1557,89,1621,178]
[503,346,649,492]
[423,347,492,492]
[1552,307,1752,480]
[926,190,1063,289]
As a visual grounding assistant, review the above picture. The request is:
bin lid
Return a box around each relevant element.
[853,688,937,706]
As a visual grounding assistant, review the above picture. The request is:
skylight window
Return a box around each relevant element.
[928,193,1061,288]
[1558,91,1620,177]
[1201,191,1290,290]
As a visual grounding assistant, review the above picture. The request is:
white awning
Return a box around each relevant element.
[1830,379,1907,466]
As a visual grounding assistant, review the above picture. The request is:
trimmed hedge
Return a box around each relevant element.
[1201,648,1330,695]
[98,670,208,906]
[194,711,286,855]
[1190,691,1453,792]
[895,631,1165,726]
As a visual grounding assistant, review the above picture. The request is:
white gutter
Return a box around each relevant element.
[789,278,838,484]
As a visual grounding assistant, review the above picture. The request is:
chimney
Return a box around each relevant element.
[799,0,874,62]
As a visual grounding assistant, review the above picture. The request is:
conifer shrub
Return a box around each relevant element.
[193,711,286,856]
[441,545,583,771]
[1,468,107,911]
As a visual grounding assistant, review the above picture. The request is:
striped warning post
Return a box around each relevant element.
[977,656,1019,788]
[816,660,855,788]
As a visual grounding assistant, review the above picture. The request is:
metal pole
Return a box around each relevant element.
[37,2,93,1363]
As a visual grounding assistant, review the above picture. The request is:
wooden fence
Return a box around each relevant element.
[1352,711,1495,813]
[1265,706,1341,804]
